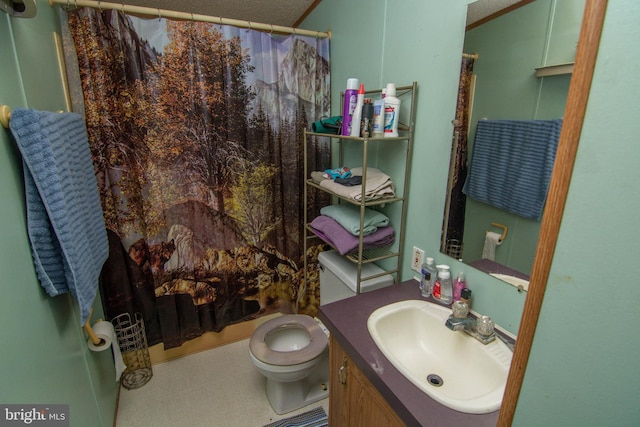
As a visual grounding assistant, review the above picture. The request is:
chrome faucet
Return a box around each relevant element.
[445,301,496,345]
[445,315,476,332]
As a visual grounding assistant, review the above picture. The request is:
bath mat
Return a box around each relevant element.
[263,406,328,427]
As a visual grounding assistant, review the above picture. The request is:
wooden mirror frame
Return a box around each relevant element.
[497,0,607,425]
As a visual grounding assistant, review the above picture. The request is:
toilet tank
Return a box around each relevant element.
[318,250,394,305]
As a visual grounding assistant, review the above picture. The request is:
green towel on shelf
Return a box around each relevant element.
[320,203,389,236]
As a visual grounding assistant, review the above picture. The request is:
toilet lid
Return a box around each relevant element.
[250,315,328,366]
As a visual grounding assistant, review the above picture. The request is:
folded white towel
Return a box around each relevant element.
[319,167,395,201]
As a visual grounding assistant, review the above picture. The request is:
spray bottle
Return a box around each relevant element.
[341,78,359,136]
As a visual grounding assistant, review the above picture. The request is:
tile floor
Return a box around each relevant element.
[116,338,329,427]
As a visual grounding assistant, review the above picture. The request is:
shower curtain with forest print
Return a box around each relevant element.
[63,8,331,348]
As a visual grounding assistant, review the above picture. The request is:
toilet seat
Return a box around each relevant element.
[250,315,328,366]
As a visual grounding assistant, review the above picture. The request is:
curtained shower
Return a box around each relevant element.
[62,7,331,348]
[441,55,475,259]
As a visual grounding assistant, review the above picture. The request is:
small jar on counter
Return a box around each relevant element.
[460,288,472,309]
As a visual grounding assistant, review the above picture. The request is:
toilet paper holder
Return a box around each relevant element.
[489,222,508,242]
[83,308,105,346]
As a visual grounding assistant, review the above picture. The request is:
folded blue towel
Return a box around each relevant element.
[10,108,109,326]
[320,204,389,236]
[464,119,562,220]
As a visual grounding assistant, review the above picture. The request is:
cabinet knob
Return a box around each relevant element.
[339,357,348,385]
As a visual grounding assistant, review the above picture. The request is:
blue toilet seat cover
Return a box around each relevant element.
[250,314,328,366]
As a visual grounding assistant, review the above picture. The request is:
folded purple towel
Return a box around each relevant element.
[310,215,395,255]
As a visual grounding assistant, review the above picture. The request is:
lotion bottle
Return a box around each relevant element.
[341,78,359,136]
[383,83,401,137]
[350,83,365,137]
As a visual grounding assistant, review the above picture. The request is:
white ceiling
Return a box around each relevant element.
[121,0,523,28]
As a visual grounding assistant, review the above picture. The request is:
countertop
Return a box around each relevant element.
[318,280,502,427]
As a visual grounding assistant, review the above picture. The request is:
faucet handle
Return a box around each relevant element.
[476,315,495,336]
[452,301,469,318]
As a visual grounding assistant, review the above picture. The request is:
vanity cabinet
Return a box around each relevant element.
[329,335,405,427]
[303,82,417,293]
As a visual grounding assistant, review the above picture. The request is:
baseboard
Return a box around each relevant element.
[148,313,283,364]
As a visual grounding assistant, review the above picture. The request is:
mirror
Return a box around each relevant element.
[441,0,585,283]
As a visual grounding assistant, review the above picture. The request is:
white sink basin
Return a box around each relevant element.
[367,300,512,414]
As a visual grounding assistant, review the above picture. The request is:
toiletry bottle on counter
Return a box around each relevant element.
[372,88,386,136]
[420,264,432,298]
[432,264,444,300]
[361,99,374,136]
[434,265,453,305]
[421,257,437,298]
[383,83,401,137]
[461,288,472,309]
[453,272,465,301]
[341,78,359,136]
[350,83,366,137]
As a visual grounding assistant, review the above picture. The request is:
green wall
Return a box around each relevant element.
[305,0,640,425]
[0,3,118,426]
[462,0,584,276]
[1,1,637,425]
[513,1,640,425]
[304,0,527,334]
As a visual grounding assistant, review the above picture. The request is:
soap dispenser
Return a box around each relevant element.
[434,265,453,305]
[453,272,465,301]
[437,267,453,305]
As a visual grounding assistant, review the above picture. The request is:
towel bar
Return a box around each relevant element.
[1,105,66,129]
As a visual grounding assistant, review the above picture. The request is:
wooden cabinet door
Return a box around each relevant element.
[328,336,405,427]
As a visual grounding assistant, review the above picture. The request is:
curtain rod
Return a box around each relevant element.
[462,53,478,60]
[48,0,331,39]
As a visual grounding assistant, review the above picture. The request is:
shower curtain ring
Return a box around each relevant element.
[97,0,102,12]
[157,8,161,21]
[74,0,78,9]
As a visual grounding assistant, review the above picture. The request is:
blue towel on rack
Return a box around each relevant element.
[10,108,108,326]
[464,119,562,220]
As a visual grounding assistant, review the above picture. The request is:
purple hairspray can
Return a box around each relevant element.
[341,78,359,136]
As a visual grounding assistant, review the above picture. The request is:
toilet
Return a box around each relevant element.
[249,250,394,414]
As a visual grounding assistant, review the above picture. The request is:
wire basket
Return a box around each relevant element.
[445,239,464,260]
[112,312,153,390]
